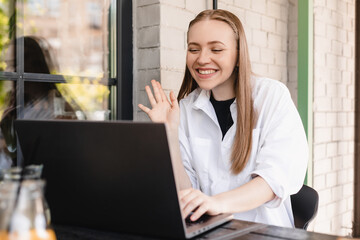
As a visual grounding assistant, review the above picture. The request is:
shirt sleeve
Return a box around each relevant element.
[178,101,200,190]
[251,83,309,208]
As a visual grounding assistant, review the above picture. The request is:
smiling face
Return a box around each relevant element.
[186,19,238,100]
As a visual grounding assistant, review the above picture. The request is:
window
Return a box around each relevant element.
[0,0,133,167]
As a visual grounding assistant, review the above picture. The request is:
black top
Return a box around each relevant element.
[210,94,235,139]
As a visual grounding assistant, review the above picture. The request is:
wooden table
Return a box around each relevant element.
[54,220,358,240]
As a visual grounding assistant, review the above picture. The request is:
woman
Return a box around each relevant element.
[138,9,308,228]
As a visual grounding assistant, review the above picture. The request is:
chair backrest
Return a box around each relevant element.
[290,184,319,230]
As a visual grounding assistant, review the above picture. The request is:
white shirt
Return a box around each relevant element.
[178,76,308,228]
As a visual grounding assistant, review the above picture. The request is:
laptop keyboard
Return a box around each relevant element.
[185,213,212,227]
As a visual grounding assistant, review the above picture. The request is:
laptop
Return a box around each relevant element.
[14,120,233,239]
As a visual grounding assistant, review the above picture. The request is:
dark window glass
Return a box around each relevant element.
[0,80,16,168]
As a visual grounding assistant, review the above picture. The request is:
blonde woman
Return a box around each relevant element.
[139,9,308,228]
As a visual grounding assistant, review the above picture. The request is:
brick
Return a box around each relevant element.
[314,52,326,67]
[160,70,183,91]
[314,81,326,97]
[314,20,326,37]
[249,46,260,62]
[164,0,185,8]
[332,185,343,201]
[287,52,297,67]
[227,6,246,22]
[347,58,354,72]
[288,21,297,36]
[343,183,353,197]
[332,156,342,172]
[138,0,159,7]
[261,16,276,33]
[138,48,160,69]
[138,26,160,48]
[338,142,348,155]
[314,174,326,190]
[315,36,331,53]
[343,127,354,140]
[326,83,337,97]
[161,5,194,30]
[268,33,282,50]
[245,11,262,29]
[288,67,297,83]
[314,112,326,128]
[313,97,332,112]
[326,53,337,69]
[332,127,343,141]
[332,98,343,111]
[326,0,337,11]
[344,155,354,169]
[252,30,267,47]
[347,167,354,182]
[342,71,352,84]
[185,0,206,14]
[261,48,274,64]
[326,172,337,188]
[251,0,267,14]
[318,188,332,205]
[135,69,161,90]
[252,63,268,76]
[326,142,337,157]
[160,27,185,50]
[267,2,281,19]
[331,40,342,56]
[268,65,282,80]
[330,69,342,83]
[289,36,297,52]
[343,44,352,58]
[348,140,354,154]
[275,20,287,35]
[342,98,352,111]
[234,0,250,9]
[326,112,336,127]
[137,4,160,28]
[160,48,186,70]
[314,158,332,175]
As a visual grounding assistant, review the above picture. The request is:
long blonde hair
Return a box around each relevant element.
[178,9,254,174]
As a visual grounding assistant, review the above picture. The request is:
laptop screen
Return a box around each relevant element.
[15,120,187,238]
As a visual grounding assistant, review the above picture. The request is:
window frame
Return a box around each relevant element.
[0,0,133,166]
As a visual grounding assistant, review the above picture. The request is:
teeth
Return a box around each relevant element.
[198,69,216,74]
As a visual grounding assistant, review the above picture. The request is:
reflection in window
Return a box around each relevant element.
[0,80,15,168]
[24,0,110,78]
[0,0,15,72]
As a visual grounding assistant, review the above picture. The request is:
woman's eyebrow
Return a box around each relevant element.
[188,41,226,46]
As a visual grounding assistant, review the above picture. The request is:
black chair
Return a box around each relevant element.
[290,184,319,230]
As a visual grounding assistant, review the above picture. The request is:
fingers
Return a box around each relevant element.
[151,80,163,103]
[145,85,157,107]
[138,104,150,114]
[180,189,207,221]
[170,91,179,110]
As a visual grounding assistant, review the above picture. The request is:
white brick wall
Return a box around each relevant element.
[311,0,355,236]
[134,0,296,121]
[133,0,355,236]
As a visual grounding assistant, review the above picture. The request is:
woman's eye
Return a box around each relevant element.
[212,49,223,53]
[188,49,199,53]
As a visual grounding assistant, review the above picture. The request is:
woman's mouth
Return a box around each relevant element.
[196,68,218,78]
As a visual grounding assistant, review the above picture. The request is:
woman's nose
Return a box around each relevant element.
[197,50,211,65]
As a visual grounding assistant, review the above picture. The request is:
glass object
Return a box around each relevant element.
[23,0,111,78]
[7,180,56,240]
[0,181,19,237]
[0,0,15,72]
[0,80,16,169]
